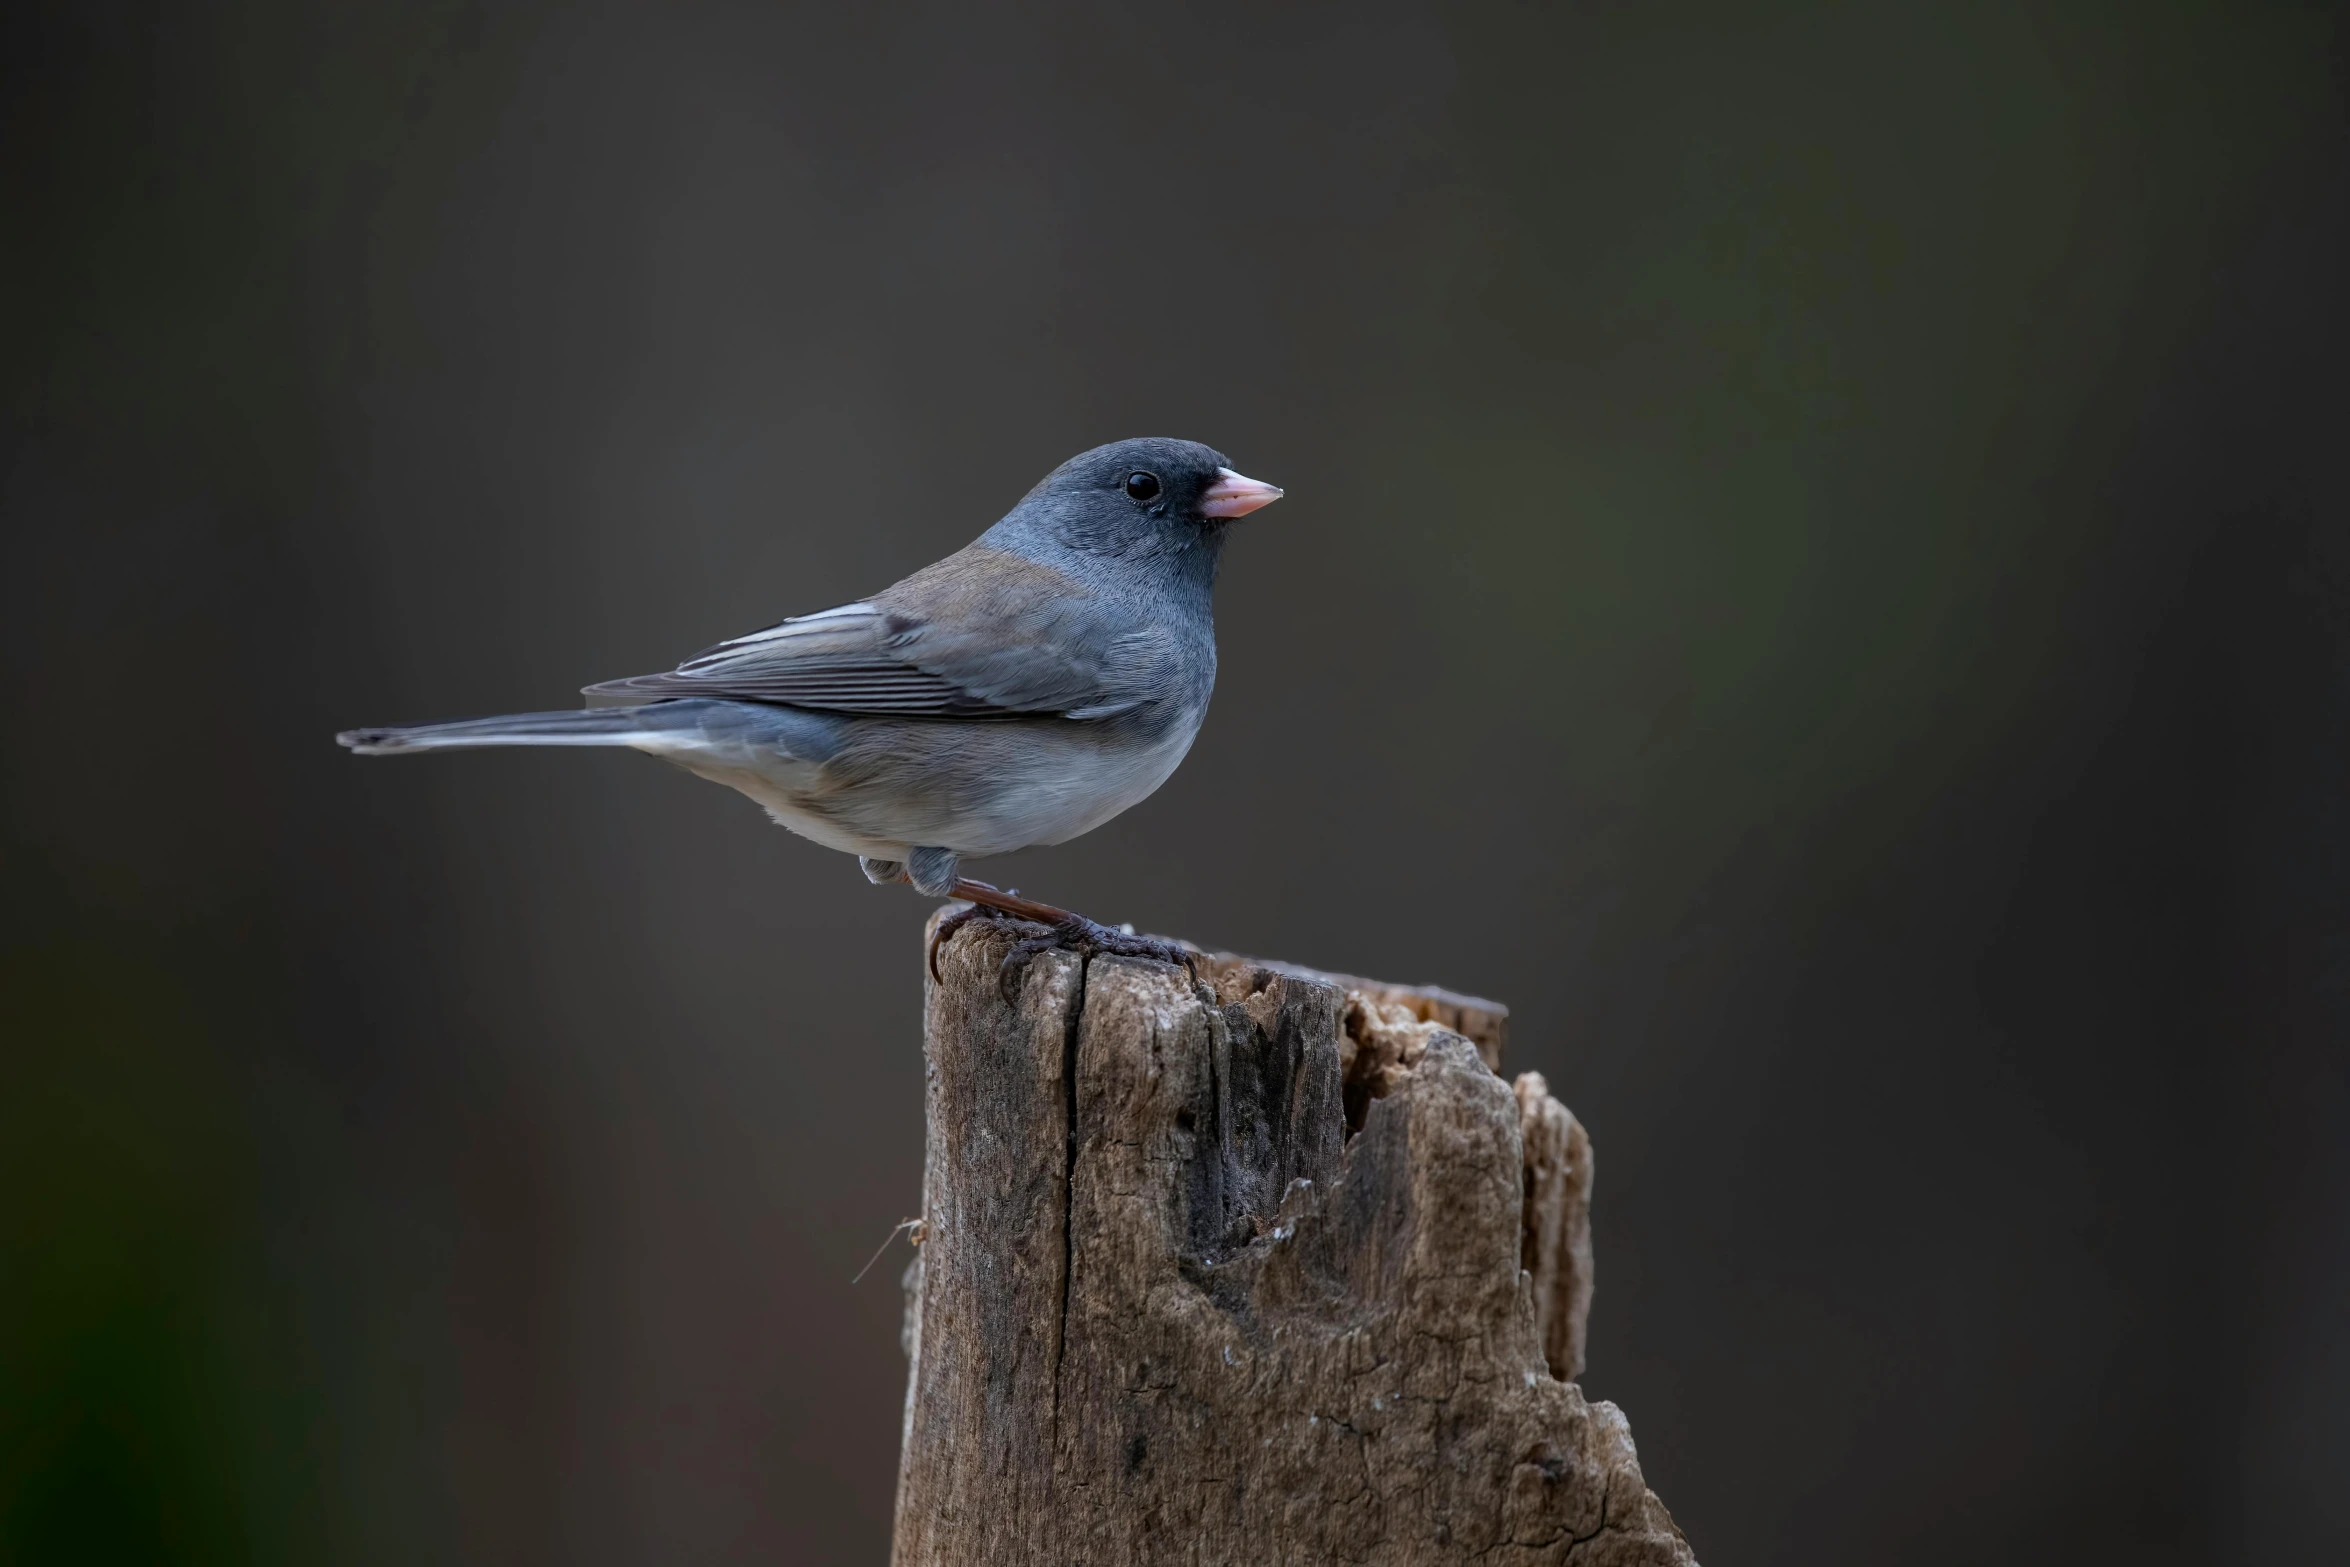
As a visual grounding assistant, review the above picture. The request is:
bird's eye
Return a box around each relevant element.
[1124,471,1161,502]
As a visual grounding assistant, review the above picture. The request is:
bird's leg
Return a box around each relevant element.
[921,875,1197,999]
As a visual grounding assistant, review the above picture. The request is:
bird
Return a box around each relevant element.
[337,437,1282,989]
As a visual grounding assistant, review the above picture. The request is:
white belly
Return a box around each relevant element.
[641,706,1205,863]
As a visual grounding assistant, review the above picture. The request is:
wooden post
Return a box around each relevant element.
[893,915,1696,1566]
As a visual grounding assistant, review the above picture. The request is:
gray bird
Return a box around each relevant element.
[338,437,1282,981]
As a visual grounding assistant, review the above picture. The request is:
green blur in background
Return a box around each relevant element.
[2,947,295,1564]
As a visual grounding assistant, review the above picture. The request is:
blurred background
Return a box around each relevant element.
[4,1,2346,1562]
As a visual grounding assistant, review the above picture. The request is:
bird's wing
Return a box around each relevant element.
[581,545,1175,720]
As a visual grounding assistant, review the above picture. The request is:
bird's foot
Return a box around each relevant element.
[926,901,1009,982]
[998,914,1196,1002]
[928,901,1196,1001]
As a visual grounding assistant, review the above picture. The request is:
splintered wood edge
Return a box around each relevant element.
[1192,950,1509,1074]
[920,908,1511,1074]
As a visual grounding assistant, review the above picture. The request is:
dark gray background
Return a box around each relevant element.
[5,2,2346,1562]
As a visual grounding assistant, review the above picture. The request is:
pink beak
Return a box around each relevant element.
[1199,467,1284,519]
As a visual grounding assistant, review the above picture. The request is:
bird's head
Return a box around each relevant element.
[1003,437,1282,565]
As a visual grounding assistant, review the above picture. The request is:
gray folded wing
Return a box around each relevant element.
[581,547,1182,721]
[584,603,988,713]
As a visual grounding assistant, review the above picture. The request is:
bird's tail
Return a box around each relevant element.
[337,705,700,756]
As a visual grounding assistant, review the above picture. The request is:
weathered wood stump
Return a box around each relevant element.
[893,914,1695,1566]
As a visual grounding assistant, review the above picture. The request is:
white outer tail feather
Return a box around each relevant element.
[336,709,684,756]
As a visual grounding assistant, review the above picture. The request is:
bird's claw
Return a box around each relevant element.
[998,915,1197,1002]
[927,902,1002,983]
[928,905,1197,1002]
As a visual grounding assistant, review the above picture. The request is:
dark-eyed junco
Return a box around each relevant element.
[339,437,1281,981]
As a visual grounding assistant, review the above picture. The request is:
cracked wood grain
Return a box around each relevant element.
[893,917,1694,1566]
